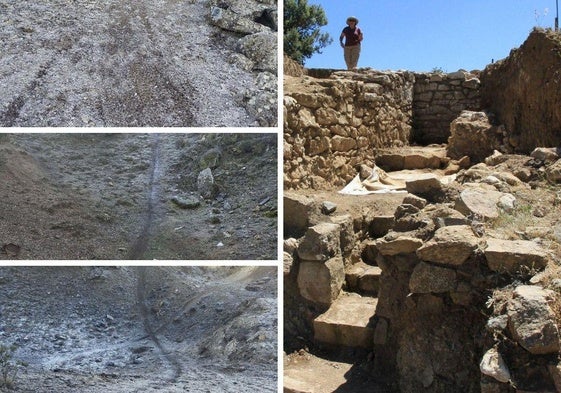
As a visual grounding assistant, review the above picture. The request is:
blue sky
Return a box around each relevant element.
[303,0,559,72]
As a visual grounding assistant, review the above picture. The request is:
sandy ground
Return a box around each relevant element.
[0,266,277,392]
[0,0,276,127]
[0,133,277,260]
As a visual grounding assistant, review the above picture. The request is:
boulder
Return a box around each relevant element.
[507,285,560,355]
[297,257,345,306]
[416,225,481,266]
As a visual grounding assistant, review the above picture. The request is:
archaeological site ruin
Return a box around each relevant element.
[284,29,561,393]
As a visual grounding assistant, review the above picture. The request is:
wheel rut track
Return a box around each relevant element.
[127,134,161,260]
[136,266,182,382]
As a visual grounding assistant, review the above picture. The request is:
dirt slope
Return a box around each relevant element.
[0,133,277,260]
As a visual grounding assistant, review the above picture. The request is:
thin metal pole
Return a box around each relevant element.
[555,0,559,31]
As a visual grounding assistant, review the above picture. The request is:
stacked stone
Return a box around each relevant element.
[284,69,415,189]
[413,70,481,144]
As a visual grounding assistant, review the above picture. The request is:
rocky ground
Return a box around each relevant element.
[0,0,277,127]
[0,133,277,260]
[0,266,277,392]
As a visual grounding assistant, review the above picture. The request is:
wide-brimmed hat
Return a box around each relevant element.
[346,16,359,24]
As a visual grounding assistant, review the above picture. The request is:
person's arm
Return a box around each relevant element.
[340,31,345,48]
[358,28,363,43]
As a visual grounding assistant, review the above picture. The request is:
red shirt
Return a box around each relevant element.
[342,26,362,46]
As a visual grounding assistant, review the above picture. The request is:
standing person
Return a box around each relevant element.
[340,16,363,70]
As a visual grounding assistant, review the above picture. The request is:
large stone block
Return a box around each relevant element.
[284,192,315,238]
[297,257,344,306]
[313,293,378,347]
[484,238,548,274]
[447,111,501,163]
[416,225,481,266]
[409,262,457,293]
[297,222,341,261]
[375,235,424,256]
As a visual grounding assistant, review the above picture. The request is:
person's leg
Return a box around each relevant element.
[349,45,360,69]
[344,46,353,70]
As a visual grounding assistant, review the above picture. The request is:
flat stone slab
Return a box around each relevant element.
[376,146,447,171]
[454,188,513,220]
[314,293,378,348]
[485,238,549,273]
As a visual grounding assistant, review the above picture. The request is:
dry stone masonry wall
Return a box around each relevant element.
[284,69,481,189]
[284,70,415,190]
[413,71,481,144]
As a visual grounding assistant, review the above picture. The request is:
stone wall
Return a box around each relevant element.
[284,69,481,189]
[413,71,481,144]
[284,69,415,190]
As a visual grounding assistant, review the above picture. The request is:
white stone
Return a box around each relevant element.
[480,347,511,383]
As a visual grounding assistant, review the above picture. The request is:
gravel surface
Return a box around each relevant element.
[0,0,277,127]
[0,266,277,392]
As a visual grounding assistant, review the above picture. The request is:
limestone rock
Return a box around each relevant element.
[375,235,424,256]
[416,225,480,266]
[507,285,560,355]
[402,194,427,209]
[210,6,270,35]
[237,31,277,72]
[313,293,378,347]
[531,147,560,162]
[297,257,344,306]
[284,192,315,237]
[480,347,511,383]
[447,111,502,163]
[329,214,354,257]
[409,262,457,293]
[346,261,382,294]
[321,201,337,215]
[297,223,341,262]
[484,238,548,273]
[405,174,442,195]
[197,168,218,199]
[454,188,514,220]
[546,159,561,183]
[170,195,200,209]
[283,251,294,276]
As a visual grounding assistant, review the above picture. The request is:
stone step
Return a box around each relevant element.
[313,292,378,348]
[345,261,381,296]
